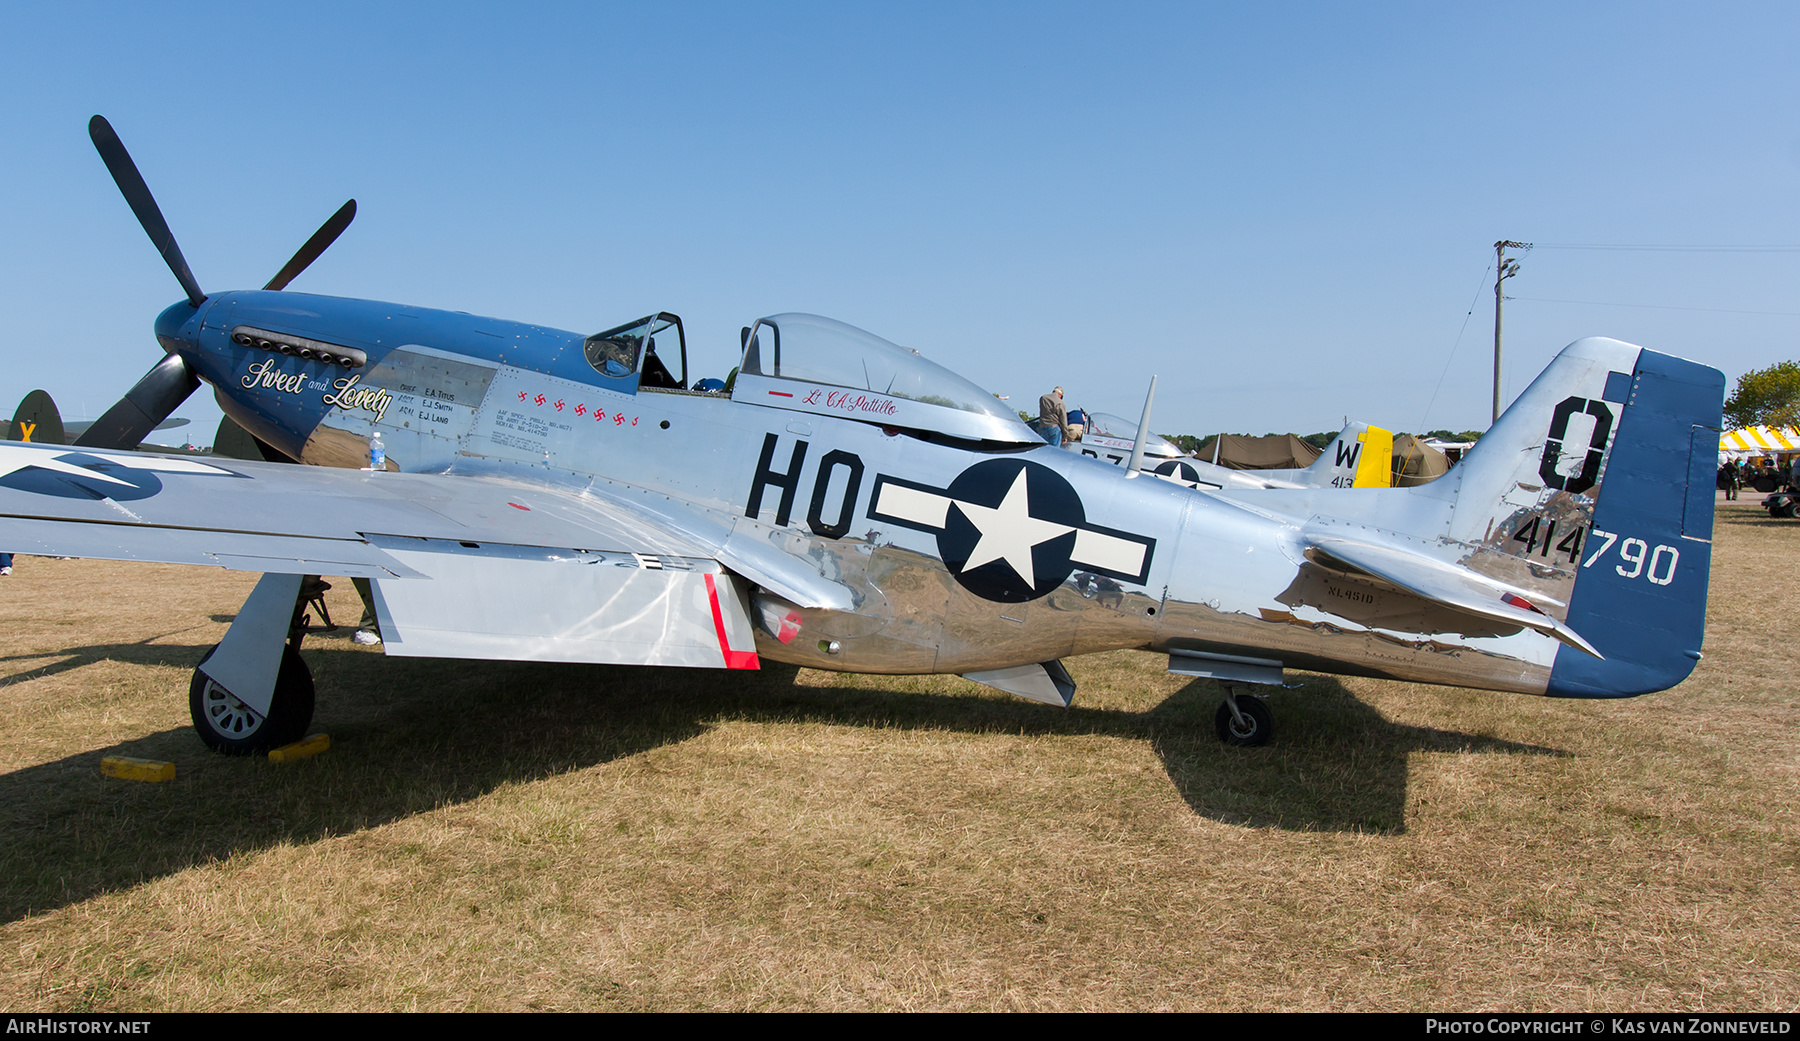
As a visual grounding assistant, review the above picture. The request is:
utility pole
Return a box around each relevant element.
[1493,240,1532,423]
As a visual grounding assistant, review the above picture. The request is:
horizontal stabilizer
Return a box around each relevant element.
[1305,535,1603,659]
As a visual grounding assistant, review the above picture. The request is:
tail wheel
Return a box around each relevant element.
[189,644,315,755]
[1214,695,1273,747]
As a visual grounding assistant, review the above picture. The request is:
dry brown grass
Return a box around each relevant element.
[0,504,1796,1011]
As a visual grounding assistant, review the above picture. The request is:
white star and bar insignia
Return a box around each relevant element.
[869,459,1154,603]
[0,443,239,493]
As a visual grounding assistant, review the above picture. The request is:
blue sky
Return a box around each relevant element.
[4,2,1798,443]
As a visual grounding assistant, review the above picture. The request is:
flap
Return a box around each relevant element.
[368,537,760,669]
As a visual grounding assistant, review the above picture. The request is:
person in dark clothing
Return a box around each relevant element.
[1036,386,1068,446]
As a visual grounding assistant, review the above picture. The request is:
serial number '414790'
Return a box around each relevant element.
[1510,518,1681,587]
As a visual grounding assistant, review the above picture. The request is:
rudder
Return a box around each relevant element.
[1547,349,1724,696]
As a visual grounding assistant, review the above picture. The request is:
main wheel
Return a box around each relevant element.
[1214,696,1273,747]
[189,643,315,755]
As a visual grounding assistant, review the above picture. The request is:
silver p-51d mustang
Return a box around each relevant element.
[0,118,1725,753]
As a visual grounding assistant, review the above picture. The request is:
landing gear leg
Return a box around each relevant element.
[188,573,317,755]
[1214,685,1273,746]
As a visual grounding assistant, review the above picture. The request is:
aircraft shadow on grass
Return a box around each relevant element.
[0,641,1565,924]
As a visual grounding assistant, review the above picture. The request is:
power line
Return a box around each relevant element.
[1533,243,1800,253]
[1418,261,1493,433]
[1512,295,1800,316]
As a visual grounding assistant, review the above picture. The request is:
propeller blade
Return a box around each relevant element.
[213,414,296,463]
[88,115,205,308]
[72,354,201,450]
[264,199,357,291]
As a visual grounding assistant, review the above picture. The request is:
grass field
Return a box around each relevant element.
[1,503,1795,1011]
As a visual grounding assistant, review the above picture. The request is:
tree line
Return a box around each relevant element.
[1724,362,1800,431]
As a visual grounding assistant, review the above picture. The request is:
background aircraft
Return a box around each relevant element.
[0,117,1725,756]
[1065,412,1394,490]
[6,389,189,449]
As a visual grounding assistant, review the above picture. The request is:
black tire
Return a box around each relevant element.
[189,643,315,755]
[1214,695,1273,747]
[1754,476,1778,493]
[1776,501,1798,519]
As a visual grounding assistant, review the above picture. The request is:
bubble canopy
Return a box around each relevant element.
[1081,412,1183,457]
[732,313,1038,444]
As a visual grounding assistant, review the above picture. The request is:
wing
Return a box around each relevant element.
[0,441,845,670]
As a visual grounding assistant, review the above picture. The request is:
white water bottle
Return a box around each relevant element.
[368,430,385,471]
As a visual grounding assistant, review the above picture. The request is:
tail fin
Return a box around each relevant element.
[8,390,67,446]
[1305,422,1393,488]
[1442,338,1723,697]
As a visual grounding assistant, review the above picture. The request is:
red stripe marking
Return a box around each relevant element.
[768,391,793,397]
[704,573,760,670]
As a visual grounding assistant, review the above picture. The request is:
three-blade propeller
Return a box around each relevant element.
[76,116,356,450]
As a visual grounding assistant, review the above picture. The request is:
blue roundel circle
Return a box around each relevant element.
[938,459,1087,603]
[0,452,166,501]
[1152,459,1203,487]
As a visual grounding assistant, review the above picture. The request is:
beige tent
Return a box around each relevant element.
[1391,433,1451,487]
[1189,433,1322,470]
